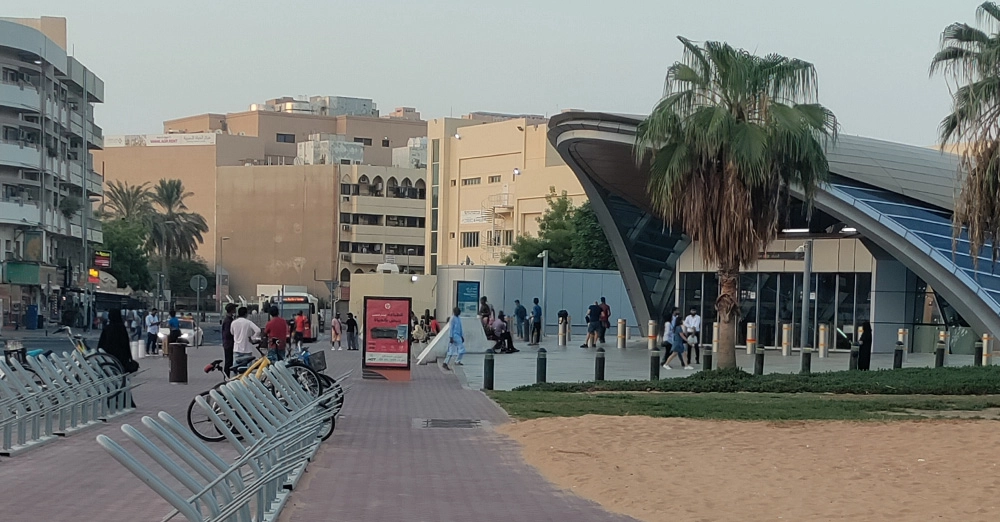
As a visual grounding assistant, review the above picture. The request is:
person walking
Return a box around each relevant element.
[663,308,693,370]
[345,313,359,350]
[221,303,237,377]
[331,312,343,350]
[582,301,603,348]
[513,299,528,340]
[264,308,289,361]
[443,307,465,370]
[858,320,873,371]
[529,298,542,345]
[598,297,611,345]
[682,307,702,365]
[98,309,138,373]
[231,306,261,358]
[293,311,307,351]
[144,308,160,355]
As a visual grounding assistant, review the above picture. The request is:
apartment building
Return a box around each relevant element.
[425,117,586,274]
[0,17,104,324]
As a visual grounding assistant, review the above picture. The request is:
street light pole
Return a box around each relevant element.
[217,236,230,312]
[538,249,549,339]
[799,239,814,349]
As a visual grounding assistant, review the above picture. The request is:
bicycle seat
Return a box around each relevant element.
[27,349,46,357]
[204,359,223,373]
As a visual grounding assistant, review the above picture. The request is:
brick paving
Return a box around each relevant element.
[0,345,635,521]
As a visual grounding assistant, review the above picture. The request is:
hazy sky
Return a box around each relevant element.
[9,0,984,146]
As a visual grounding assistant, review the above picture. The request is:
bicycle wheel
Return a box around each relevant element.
[187,383,229,442]
[317,403,335,441]
[283,361,324,399]
[85,352,127,390]
[317,374,345,410]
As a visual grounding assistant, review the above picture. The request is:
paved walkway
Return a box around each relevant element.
[0,344,634,521]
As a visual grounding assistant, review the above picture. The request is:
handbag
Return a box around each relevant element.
[125,359,140,373]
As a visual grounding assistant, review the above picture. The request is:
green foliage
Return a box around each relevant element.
[489,391,1000,421]
[58,196,82,219]
[148,179,209,262]
[154,257,214,298]
[101,219,152,291]
[502,189,616,270]
[513,366,1000,395]
[100,180,154,221]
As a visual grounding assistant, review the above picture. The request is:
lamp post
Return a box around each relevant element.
[797,239,814,349]
[537,249,549,338]
[406,247,415,274]
[217,236,230,312]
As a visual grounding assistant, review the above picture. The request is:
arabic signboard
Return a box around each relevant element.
[759,251,805,260]
[104,133,218,148]
[362,296,411,369]
[454,280,480,318]
[460,210,488,224]
[94,250,112,268]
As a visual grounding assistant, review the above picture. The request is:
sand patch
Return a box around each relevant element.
[498,415,1000,521]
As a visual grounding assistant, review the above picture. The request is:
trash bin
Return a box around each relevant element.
[168,342,188,384]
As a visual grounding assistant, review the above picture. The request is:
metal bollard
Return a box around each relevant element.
[617,318,626,349]
[849,343,860,370]
[746,322,756,355]
[595,347,605,381]
[893,341,904,369]
[647,320,657,351]
[703,348,712,371]
[983,333,993,366]
[484,349,495,390]
[818,324,828,358]
[974,341,983,367]
[650,348,660,381]
[536,348,547,383]
[935,331,946,368]
[753,346,765,375]
[566,316,572,342]
[781,323,792,356]
[800,348,812,375]
[558,320,566,347]
[712,322,719,354]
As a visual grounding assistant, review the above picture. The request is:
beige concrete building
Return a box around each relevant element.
[425,117,586,273]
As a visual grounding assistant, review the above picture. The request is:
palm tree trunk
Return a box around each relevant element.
[716,267,740,369]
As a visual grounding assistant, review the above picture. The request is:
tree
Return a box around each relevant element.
[148,179,209,290]
[155,257,214,298]
[100,180,153,222]
[101,219,151,291]
[58,196,82,220]
[635,37,837,369]
[570,202,617,270]
[931,2,1000,267]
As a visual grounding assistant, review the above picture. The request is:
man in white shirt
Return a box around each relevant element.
[145,308,160,355]
[682,308,702,365]
[230,306,261,355]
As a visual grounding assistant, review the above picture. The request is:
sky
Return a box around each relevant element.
[6,0,985,146]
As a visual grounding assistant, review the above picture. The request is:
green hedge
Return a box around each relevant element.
[512,366,1000,395]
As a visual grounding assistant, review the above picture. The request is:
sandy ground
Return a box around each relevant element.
[498,415,1000,521]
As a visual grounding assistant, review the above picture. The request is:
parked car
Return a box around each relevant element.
[157,318,204,347]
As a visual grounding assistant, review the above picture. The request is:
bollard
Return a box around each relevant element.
[800,348,812,375]
[168,343,188,384]
[893,341,904,369]
[974,341,984,367]
[746,322,756,355]
[130,341,139,362]
[595,347,606,381]
[566,316,572,342]
[650,348,660,381]
[983,333,993,367]
[484,349,495,390]
[557,319,566,347]
[617,318,626,349]
[935,331,946,368]
[647,320,657,351]
[536,348,547,383]
[137,339,146,359]
[818,324,828,358]
[849,343,860,370]
[712,322,719,354]
[703,349,712,371]
[753,346,765,375]
[781,323,792,356]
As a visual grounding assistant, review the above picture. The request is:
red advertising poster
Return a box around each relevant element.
[363,296,411,369]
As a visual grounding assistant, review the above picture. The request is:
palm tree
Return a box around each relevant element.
[930,2,1000,267]
[635,37,838,369]
[148,179,209,289]
[100,180,153,221]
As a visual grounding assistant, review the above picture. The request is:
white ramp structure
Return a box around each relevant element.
[416,317,492,364]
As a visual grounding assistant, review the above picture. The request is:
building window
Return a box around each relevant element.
[451,180,457,187]
[354,137,373,146]
[503,230,514,246]
[2,68,18,83]
[431,232,438,254]
[340,159,352,165]
[431,139,440,162]
[382,138,390,147]
[276,133,295,143]
[431,209,438,230]
[461,178,481,186]
[461,232,480,248]
[488,175,501,184]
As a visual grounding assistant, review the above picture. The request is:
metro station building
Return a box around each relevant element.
[549,112,995,355]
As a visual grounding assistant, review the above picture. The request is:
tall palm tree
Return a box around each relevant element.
[148,179,208,289]
[100,180,153,221]
[931,2,1000,267]
[636,37,838,369]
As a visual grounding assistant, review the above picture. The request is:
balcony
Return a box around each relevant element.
[340,252,424,268]
[0,199,41,226]
[0,140,40,169]
[346,195,426,217]
[0,82,40,112]
[344,252,386,265]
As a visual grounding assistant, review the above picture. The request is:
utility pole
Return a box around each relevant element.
[81,70,90,331]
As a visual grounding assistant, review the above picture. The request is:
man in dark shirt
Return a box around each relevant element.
[513,300,527,340]
[582,301,603,348]
[221,303,237,377]
[264,308,289,361]
[345,313,359,350]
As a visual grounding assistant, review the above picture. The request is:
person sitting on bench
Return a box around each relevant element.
[492,312,519,353]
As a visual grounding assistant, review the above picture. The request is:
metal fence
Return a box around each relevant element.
[97,362,348,522]
[0,350,136,456]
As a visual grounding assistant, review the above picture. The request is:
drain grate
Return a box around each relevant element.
[420,418,482,429]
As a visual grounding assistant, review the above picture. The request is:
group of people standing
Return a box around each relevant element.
[328,312,359,351]
[581,297,612,348]
[662,307,702,370]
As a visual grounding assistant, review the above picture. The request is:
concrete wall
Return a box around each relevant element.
[435,265,637,332]
[216,164,339,300]
[347,273,437,318]
[297,138,364,165]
